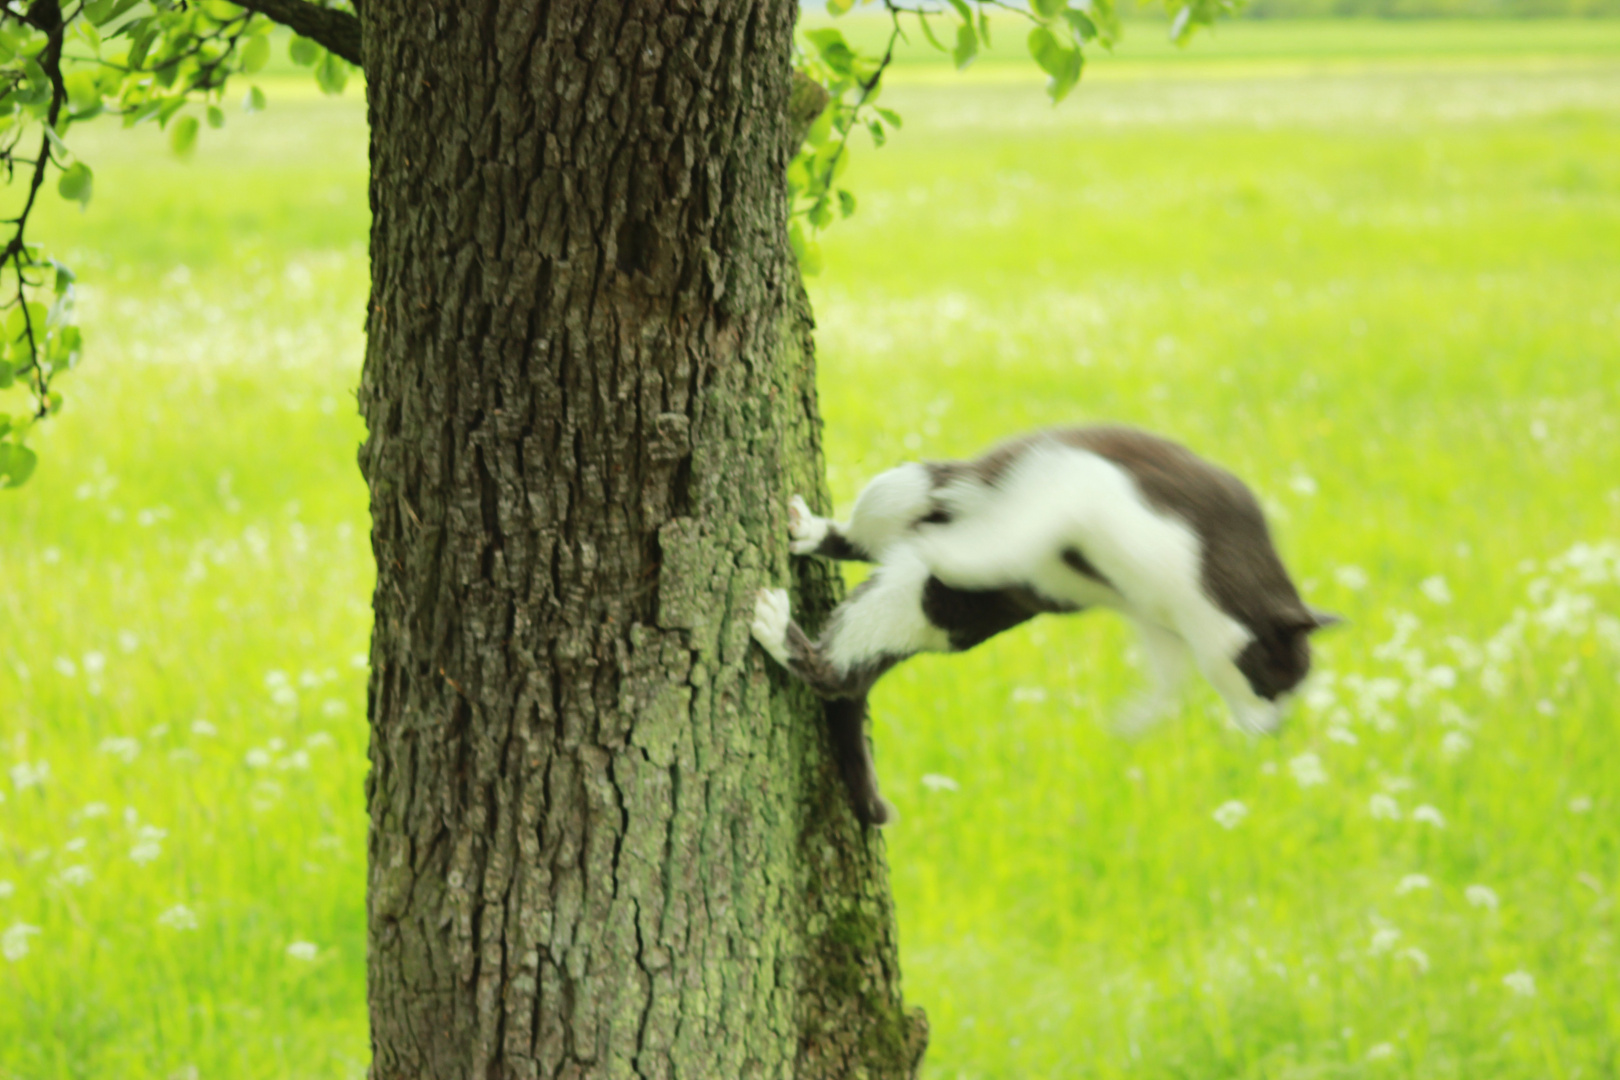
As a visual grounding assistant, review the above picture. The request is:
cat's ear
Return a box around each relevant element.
[1304,606,1346,633]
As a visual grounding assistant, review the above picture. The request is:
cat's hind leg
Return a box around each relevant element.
[788,463,934,561]
[826,697,896,826]
[750,586,906,826]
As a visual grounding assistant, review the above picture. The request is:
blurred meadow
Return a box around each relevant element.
[4,17,1620,1080]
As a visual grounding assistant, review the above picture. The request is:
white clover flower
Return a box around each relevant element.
[271,686,299,708]
[1465,884,1500,910]
[1420,576,1453,605]
[1426,665,1457,690]
[1327,726,1358,745]
[1290,752,1327,788]
[1366,1042,1396,1062]
[920,773,959,792]
[53,656,77,678]
[1289,474,1318,497]
[1010,686,1047,704]
[117,631,140,653]
[244,748,272,769]
[2,923,41,961]
[130,826,168,865]
[1412,805,1446,828]
[81,802,109,819]
[191,719,218,737]
[1568,796,1593,815]
[286,941,319,961]
[10,761,49,790]
[305,732,335,750]
[321,699,348,718]
[0,880,14,899]
[1400,947,1430,974]
[64,838,86,853]
[82,651,107,676]
[350,653,369,669]
[1503,971,1536,997]
[1369,794,1401,821]
[98,737,141,763]
[157,904,199,931]
[265,670,291,689]
[1212,801,1249,829]
[1396,874,1432,895]
[277,750,312,772]
[1370,928,1401,954]
[1335,565,1369,591]
[56,865,93,888]
[1441,731,1472,758]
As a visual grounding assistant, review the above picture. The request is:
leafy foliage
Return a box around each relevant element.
[786,0,1234,272]
[0,0,356,487]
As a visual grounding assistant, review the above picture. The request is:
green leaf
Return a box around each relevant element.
[1064,9,1099,43]
[827,0,854,13]
[1028,26,1063,75]
[947,0,972,20]
[866,119,885,147]
[916,13,948,52]
[1033,0,1067,18]
[52,262,75,294]
[240,33,270,73]
[169,114,199,157]
[65,70,101,112]
[0,414,10,439]
[41,123,71,160]
[953,22,978,70]
[1047,46,1083,102]
[315,51,348,95]
[207,105,225,129]
[837,189,857,218]
[57,162,93,207]
[804,29,857,76]
[127,24,155,70]
[979,9,992,47]
[874,106,903,129]
[244,85,267,113]
[288,35,319,66]
[1170,4,1193,43]
[0,442,38,488]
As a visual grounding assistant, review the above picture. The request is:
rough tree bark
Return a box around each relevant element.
[356,2,927,1077]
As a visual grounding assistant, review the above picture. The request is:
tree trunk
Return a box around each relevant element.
[356,3,927,1077]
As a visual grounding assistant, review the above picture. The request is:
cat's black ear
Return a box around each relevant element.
[1305,606,1347,633]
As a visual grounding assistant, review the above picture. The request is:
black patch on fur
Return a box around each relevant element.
[1060,546,1113,589]
[825,697,892,826]
[815,531,869,562]
[918,508,953,526]
[783,622,899,700]
[920,577,1078,652]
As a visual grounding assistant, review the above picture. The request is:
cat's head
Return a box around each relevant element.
[1235,607,1344,706]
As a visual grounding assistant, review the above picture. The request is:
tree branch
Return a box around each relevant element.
[234,0,361,66]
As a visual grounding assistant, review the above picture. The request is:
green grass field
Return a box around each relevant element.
[4,19,1619,1080]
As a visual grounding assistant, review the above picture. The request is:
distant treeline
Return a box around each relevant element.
[1240,0,1620,16]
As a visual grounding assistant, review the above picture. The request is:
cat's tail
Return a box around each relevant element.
[825,696,895,827]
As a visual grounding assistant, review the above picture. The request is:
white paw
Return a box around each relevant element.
[787,494,830,556]
[751,587,792,667]
[1111,695,1173,740]
[1232,701,1283,737]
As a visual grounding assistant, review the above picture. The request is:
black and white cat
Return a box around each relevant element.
[751,425,1340,826]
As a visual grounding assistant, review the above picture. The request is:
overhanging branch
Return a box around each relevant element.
[235,0,362,67]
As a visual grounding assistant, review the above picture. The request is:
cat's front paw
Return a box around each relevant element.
[787,495,830,556]
[1232,701,1283,737]
[750,587,793,667]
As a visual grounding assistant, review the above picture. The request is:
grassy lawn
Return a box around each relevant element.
[4,19,1618,1080]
